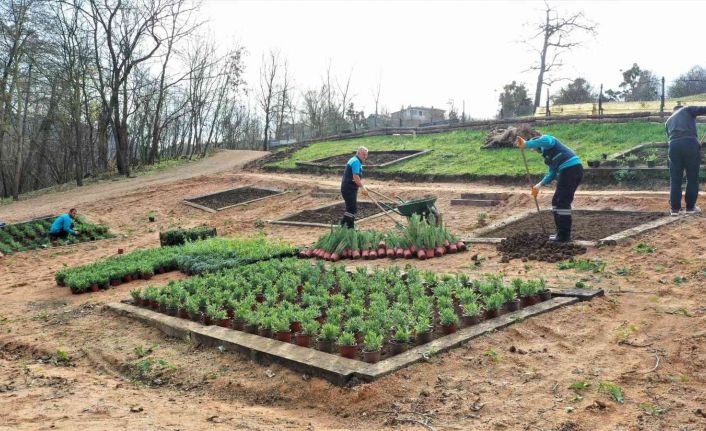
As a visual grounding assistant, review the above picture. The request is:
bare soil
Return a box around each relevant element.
[279,201,395,224]
[480,209,665,241]
[498,232,588,262]
[310,150,423,166]
[186,186,282,210]
[1,155,706,430]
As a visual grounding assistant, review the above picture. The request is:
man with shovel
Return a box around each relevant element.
[340,146,369,228]
[517,132,583,242]
[665,105,706,215]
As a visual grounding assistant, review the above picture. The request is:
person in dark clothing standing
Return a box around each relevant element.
[340,146,369,228]
[665,105,706,215]
[518,133,584,242]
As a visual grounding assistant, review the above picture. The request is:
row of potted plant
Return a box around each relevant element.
[56,236,298,293]
[158,226,218,247]
[0,216,112,255]
[299,214,467,261]
[128,259,552,363]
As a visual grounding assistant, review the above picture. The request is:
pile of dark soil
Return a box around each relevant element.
[483,124,540,149]
[497,232,587,263]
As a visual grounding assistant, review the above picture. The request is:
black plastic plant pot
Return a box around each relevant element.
[587,160,600,168]
[647,160,656,168]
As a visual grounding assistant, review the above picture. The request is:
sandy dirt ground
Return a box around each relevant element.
[1,151,706,430]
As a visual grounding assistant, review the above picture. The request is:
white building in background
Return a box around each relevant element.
[390,106,446,127]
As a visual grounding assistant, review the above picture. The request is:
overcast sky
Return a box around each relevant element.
[200,0,705,119]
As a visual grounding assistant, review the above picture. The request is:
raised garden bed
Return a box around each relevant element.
[467,209,676,246]
[183,186,287,212]
[295,150,431,169]
[112,259,602,385]
[55,237,298,294]
[0,215,113,255]
[271,201,396,228]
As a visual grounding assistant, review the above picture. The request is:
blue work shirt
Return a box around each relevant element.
[341,155,363,192]
[50,214,76,235]
[525,135,582,185]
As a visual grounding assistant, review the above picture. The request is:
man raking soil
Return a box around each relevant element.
[517,131,583,243]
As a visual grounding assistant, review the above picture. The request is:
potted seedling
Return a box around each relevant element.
[440,307,459,334]
[502,285,521,312]
[338,331,357,359]
[185,295,201,321]
[318,323,340,353]
[344,317,364,344]
[625,154,638,167]
[516,279,540,306]
[461,301,482,326]
[130,288,143,306]
[484,292,505,319]
[205,303,222,326]
[415,316,433,345]
[390,326,411,354]
[296,320,319,348]
[272,316,292,342]
[244,311,260,334]
[143,286,159,309]
[363,331,384,363]
[176,301,188,319]
[646,154,657,168]
[148,211,156,222]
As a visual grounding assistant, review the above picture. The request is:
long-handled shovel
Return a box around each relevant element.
[367,187,405,205]
[518,138,547,234]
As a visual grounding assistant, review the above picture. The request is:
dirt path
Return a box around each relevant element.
[1,163,705,430]
[0,150,266,223]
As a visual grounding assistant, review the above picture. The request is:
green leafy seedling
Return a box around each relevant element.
[632,242,656,254]
[598,381,624,403]
[56,350,70,364]
[639,402,665,416]
[569,380,591,391]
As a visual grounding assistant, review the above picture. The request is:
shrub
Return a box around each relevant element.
[337,331,356,346]
[319,323,340,342]
[159,226,217,247]
[439,308,459,326]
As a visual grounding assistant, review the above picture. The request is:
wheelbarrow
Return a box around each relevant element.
[366,189,442,227]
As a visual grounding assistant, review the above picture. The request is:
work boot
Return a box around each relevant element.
[340,214,355,229]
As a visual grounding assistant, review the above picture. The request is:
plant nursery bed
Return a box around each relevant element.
[470,209,672,245]
[110,258,600,385]
[0,215,113,255]
[589,143,705,169]
[271,201,396,227]
[184,186,286,212]
[107,294,587,386]
[296,150,430,168]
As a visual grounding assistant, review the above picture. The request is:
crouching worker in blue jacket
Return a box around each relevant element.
[49,208,80,240]
[517,133,583,242]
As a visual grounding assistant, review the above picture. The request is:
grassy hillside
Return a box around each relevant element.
[268,122,706,177]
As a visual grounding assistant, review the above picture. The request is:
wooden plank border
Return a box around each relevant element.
[295,149,431,169]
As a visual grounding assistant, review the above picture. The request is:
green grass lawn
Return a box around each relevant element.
[268,122,706,178]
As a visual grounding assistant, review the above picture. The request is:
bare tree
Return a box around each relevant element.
[258,50,279,151]
[371,71,381,128]
[524,2,597,108]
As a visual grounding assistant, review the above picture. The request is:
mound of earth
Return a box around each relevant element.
[483,124,540,149]
[497,232,587,262]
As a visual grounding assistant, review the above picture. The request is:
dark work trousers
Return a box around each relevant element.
[551,164,584,241]
[340,187,358,228]
[668,140,701,211]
